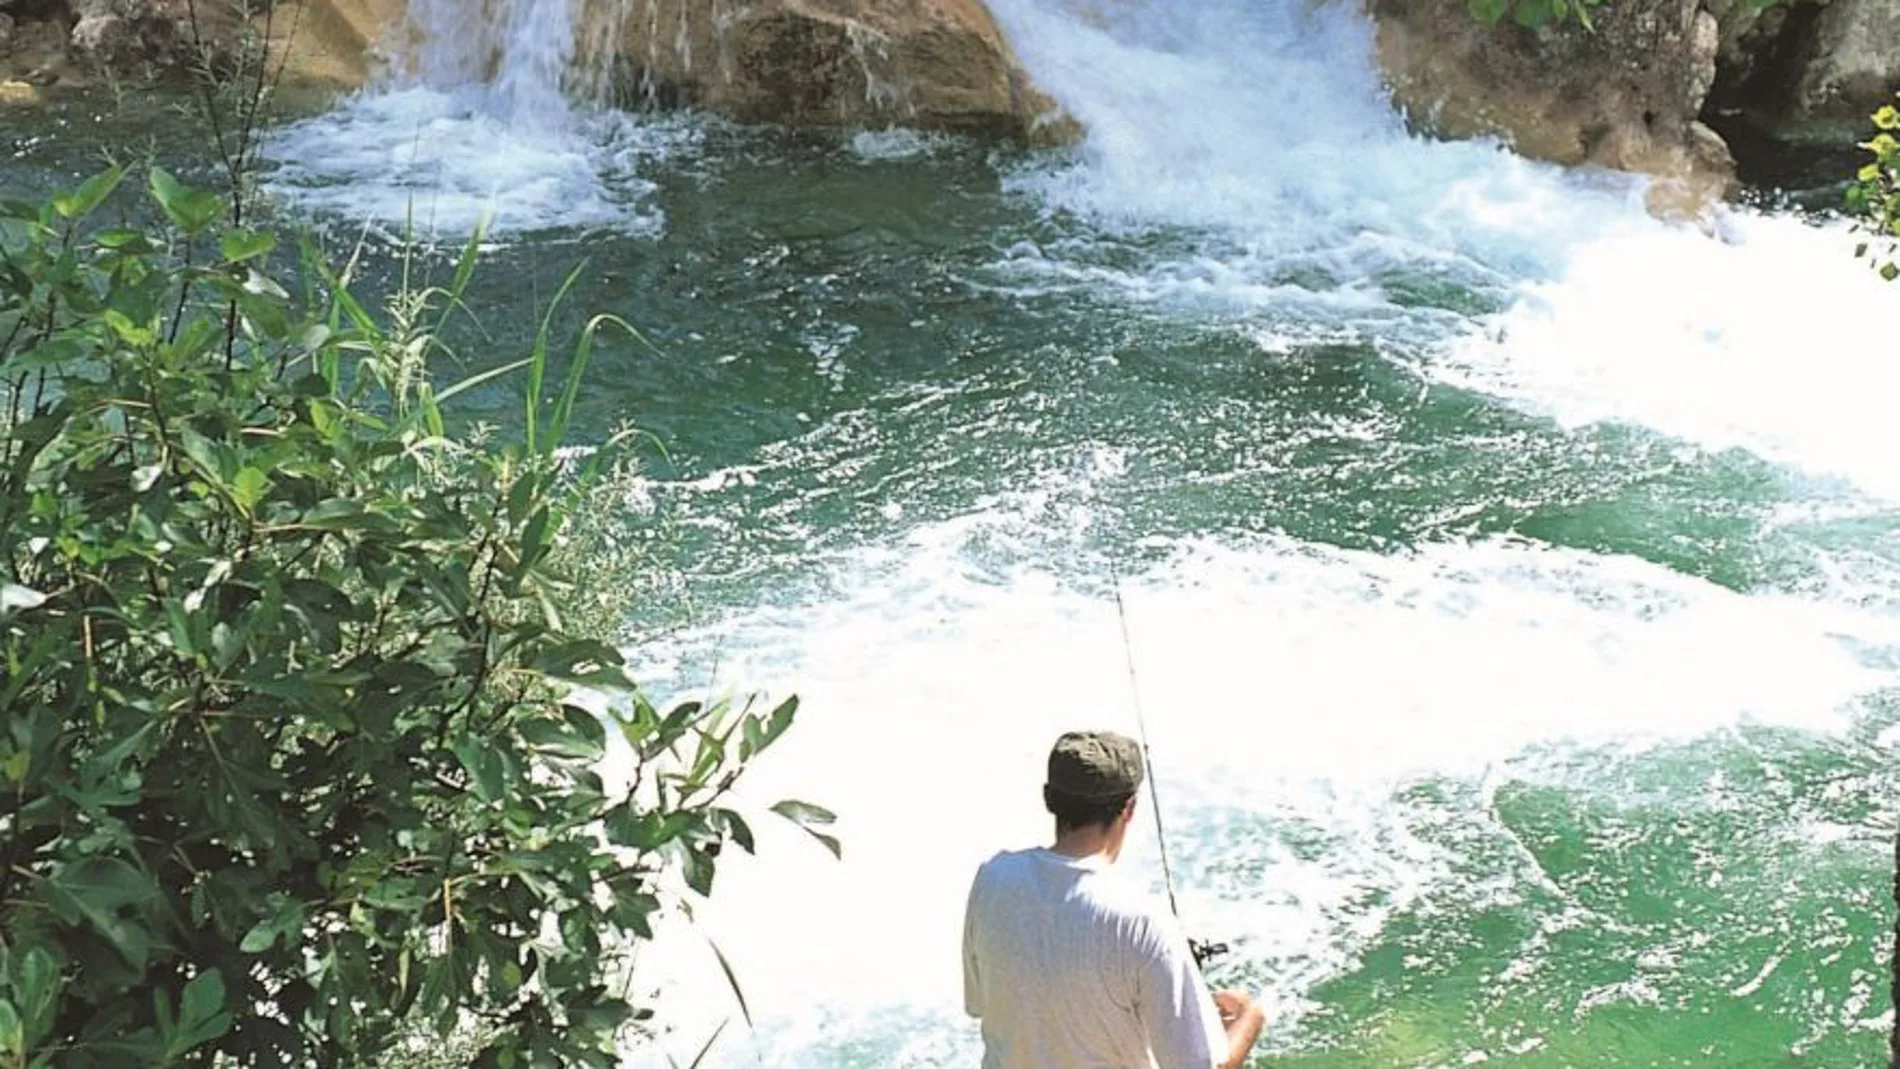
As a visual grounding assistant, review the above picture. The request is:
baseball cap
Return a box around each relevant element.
[1046,730,1146,800]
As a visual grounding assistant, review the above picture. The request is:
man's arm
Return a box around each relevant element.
[1133,917,1241,1069]
[1212,990,1265,1069]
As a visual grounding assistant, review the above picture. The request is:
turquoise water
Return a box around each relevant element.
[9,0,1900,1061]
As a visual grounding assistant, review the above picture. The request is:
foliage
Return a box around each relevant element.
[1465,0,1608,32]
[1848,103,1900,279]
[1464,0,1780,33]
[0,166,831,1068]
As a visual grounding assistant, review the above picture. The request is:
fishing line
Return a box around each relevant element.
[1106,555,1184,920]
[1106,555,1228,968]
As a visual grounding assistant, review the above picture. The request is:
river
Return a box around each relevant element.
[11,0,1900,1063]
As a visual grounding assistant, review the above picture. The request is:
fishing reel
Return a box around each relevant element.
[1189,937,1231,970]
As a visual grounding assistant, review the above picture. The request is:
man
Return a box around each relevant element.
[963,731,1266,1068]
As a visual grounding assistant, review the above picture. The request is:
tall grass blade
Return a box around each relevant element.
[525,261,588,457]
[435,357,533,406]
[706,934,753,1029]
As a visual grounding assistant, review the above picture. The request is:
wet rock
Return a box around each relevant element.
[67,0,189,69]
[1791,0,1900,121]
[1373,0,1740,208]
[604,0,1073,143]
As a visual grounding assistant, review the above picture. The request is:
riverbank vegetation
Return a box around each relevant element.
[0,144,824,1069]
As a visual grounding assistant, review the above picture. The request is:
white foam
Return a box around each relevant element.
[985,0,1655,308]
[1438,212,1900,500]
[264,88,685,238]
[850,128,962,161]
[618,524,1896,1066]
[262,0,674,238]
[987,0,1900,503]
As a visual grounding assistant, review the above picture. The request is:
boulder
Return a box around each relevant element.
[1791,0,1900,121]
[601,0,1073,142]
[67,0,187,68]
[0,0,393,87]
[269,0,402,88]
[1372,0,1739,211]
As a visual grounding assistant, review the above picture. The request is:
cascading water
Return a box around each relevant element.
[229,0,1900,1061]
[603,1,1900,1066]
[982,0,1900,498]
[264,0,682,237]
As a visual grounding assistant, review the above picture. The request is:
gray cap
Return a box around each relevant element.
[1046,731,1145,800]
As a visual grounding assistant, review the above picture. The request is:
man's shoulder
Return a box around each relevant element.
[975,847,1041,872]
[974,851,1169,919]
[970,847,1044,890]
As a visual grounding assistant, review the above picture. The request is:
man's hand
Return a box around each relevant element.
[1211,990,1264,1069]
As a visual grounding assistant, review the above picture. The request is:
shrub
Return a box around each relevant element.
[0,167,828,1068]
[1848,103,1900,278]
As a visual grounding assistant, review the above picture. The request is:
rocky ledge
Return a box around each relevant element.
[0,0,386,97]
[1375,0,1900,213]
[1,0,1892,206]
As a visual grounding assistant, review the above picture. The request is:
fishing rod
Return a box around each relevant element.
[1106,556,1229,971]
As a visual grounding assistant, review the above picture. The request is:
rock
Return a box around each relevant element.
[1373,0,1739,206]
[68,0,189,69]
[1792,0,1900,121]
[1705,0,1900,141]
[600,0,1072,142]
[266,0,401,88]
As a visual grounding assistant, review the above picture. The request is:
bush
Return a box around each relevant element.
[1848,104,1900,278]
[0,167,827,1068]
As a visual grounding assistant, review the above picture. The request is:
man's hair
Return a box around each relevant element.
[1044,785,1134,832]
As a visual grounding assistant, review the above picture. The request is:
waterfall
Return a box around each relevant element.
[400,0,639,124]
[252,0,1900,1063]
[981,0,1900,499]
[265,0,681,237]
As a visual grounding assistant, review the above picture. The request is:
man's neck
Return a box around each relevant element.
[1052,826,1118,862]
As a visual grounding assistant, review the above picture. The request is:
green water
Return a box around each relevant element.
[7,89,1900,1067]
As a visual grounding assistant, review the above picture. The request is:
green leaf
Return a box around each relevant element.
[45,858,156,967]
[717,809,756,854]
[238,898,306,955]
[52,165,127,221]
[0,999,21,1057]
[677,842,716,897]
[770,800,842,859]
[148,168,226,236]
[1467,0,1510,23]
[761,696,797,753]
[232,467,272,513]
[519,706,607,761]
[238,921,277,954]
[220,227,277,264]
[16,949,56,1048]
[101,309,154,347]
[1876,105,1900,132]
[1882,261,1899,282]
[1512,0,1552,27]
[163,969,231,1059]
[454,737,505,803]
[770,800,836,827]
[96,227,154,252]
[165,599,201,658]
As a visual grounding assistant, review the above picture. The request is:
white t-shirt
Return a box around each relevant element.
[962,848,1228,1069]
